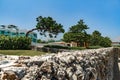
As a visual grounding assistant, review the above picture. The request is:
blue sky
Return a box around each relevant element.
[0,0,120,41]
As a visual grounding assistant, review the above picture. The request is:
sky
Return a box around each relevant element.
[0,0,120,41]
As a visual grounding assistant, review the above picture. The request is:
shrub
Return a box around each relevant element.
[87,46,102,49]
[44,45,70,49]
[99,37,112,47]
[69,47,86,50]
[0,35,31,50]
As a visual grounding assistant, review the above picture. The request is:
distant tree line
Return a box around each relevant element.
[0,16,111,50]
[34,16,111,48]
[63,19,112,47]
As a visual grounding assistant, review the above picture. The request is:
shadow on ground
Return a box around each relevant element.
[113,58,120,80]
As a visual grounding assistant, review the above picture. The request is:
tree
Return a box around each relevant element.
[90,30,102,46]
[37,39,42,43]
[69,19,89,33]
[90,30,112,47]
[63,19,89,47]
[47,39,55,43]
[99,37,112,47]
[63,32,84,44]
[26,16,65,38]
[83,32,91,48]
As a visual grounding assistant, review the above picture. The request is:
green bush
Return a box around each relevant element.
[0,35,31,50]
[99,37,112,47]
[44,45,101,50]
[87,46,102,49]
[69,47,86,50]
[44,45,70,49]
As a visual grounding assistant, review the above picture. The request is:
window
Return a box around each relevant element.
[1,31,4,34]
[20,32,25,34]
[33,33,37,38]
[12,33,16,35]
[6,31,10,34]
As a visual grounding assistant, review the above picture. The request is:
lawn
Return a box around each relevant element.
[0,46,102,56]
[0,50,46,56]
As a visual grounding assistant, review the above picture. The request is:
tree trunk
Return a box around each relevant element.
[84,42,86,47]
[77,42,79,47]
[84,42,89,48]
[26,28,38,37]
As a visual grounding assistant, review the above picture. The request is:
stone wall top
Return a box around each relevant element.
[0,47,119,80]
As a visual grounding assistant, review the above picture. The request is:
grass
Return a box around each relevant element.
[114,45,120,47]
[44,45,69,49]
[69,47,86,50]
[87,46,102,49]
[43,44,102,50]
[69,46,102,50]
[0,46,103,56]
[0,50,46,56]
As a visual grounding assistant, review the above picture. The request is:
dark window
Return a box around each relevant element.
[20,33,25,34]
[1,31,4,34]
[7,31,10,34]
[12,33,16,35]
[67,44,70,46]
[32,38,37,42]
[33,34,37,37]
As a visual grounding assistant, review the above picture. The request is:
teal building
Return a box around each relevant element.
[0,25,37,43]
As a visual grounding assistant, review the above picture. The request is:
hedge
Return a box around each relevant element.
[44,45,70,49]
[0,35,31,50]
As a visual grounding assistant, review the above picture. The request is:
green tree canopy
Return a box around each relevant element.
[92,30,101,37]
[69,19,89,33]
[63,19,89,47]
[90,30,102,46]
[26,16,65,38]
[99,37,112,47]
[63,32,85,43]
[37,39,42,43]
[90,30,112,47]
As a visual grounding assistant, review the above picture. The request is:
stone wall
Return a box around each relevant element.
[0,47,119,80]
